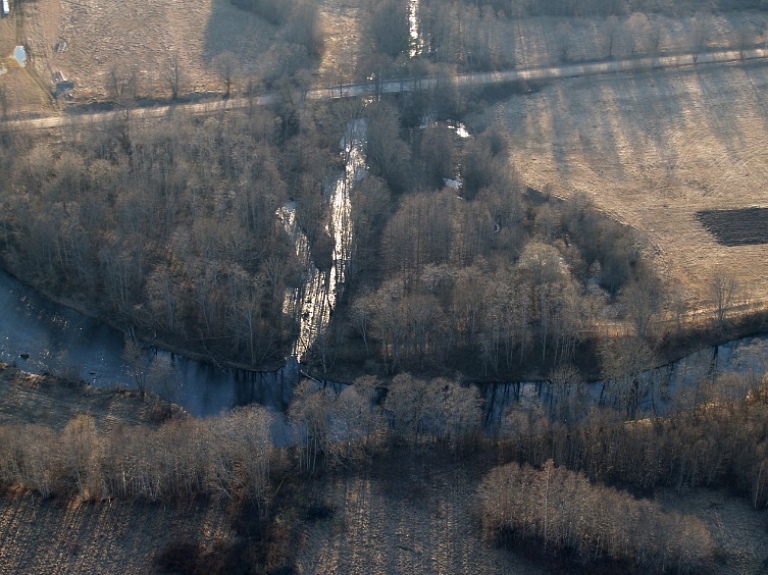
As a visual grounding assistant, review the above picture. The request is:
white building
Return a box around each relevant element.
[2,0,9,16]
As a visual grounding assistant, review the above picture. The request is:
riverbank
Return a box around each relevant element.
[3,261,767,396]
[0,362,185,430]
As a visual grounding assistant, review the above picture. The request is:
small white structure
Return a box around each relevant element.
[2,0,10,17]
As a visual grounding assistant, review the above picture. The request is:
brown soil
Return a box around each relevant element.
[696,207,768,246]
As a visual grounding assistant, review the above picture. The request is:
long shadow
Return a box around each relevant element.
[692,66,749,164]
[604,69,689,182]
[202,0,280,81]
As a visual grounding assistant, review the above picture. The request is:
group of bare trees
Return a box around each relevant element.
[0,407,273,502]
[289,374,483,472]
[478,460,714,573]
[340,111,662,376]
[497,370,768,509]
[0,102,347,367]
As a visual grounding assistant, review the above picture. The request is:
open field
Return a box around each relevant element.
[480,61,768,315]
[658,488,768,575]
[0,495,232,575]
[294,453,768,575]
[5,1,768,112]
[11,0,278,108]
[294,454,548,575]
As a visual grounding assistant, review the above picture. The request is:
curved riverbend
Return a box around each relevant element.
[0,269,765,424]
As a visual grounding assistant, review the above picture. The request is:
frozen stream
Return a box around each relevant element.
[278,119,367,362]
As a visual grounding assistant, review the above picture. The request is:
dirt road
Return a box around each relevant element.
[3,46,766,132]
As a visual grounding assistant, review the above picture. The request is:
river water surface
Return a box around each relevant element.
[1,267,766,427]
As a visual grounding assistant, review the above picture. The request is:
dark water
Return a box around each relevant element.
[0,270,300,418]
[0,270,765,425]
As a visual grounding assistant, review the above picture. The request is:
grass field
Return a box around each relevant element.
[479,61,768,316]
[0,495,232,575]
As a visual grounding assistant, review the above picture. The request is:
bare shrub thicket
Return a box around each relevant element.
[478,460,715,574]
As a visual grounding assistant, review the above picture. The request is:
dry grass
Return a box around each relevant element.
[0,494,233,575]
[480,61,768,315]
[316,0,366,82]
[0,363,184,431]
[294,453,549,575]
[0,6,52,117]
[10,0,367,107]
[657,488,768,575]
[14,0,278,104]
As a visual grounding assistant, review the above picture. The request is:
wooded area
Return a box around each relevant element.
[1,366,767,573]
[3,0,768,571]
[0,96,671,381]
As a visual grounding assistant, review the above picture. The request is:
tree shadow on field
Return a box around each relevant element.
[692,67,751,165]
[603,70,688,182]
[202,0,278,79]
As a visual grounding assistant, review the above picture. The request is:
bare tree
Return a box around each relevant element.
[558,25,571,63]
[691,11,712,62]
[122,337,148,401]
[619,276,662,340]
[0,84,7,120]
[599,335,656,418]
[212,51,240,98]
[289,381,332,473]
[605,16,620,59]
[164,56,183,100]
[107,64,138,106]
[710,269,738,329]
[733,25,753,60]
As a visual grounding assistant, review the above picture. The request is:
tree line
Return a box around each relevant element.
[478,460,714,573]
[3,365,768,572]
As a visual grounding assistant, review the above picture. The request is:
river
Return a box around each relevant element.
[1,265,767,427]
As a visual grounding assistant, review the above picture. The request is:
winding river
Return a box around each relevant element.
[0,270,300,417]
[1,266,766,426]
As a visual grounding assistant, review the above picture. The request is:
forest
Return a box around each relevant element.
[0,98,669,380]
[2,0,768,572]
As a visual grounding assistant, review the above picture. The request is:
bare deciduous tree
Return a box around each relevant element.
[164,56,183,100]
[212,51,240,98]
[710,269,738,329]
